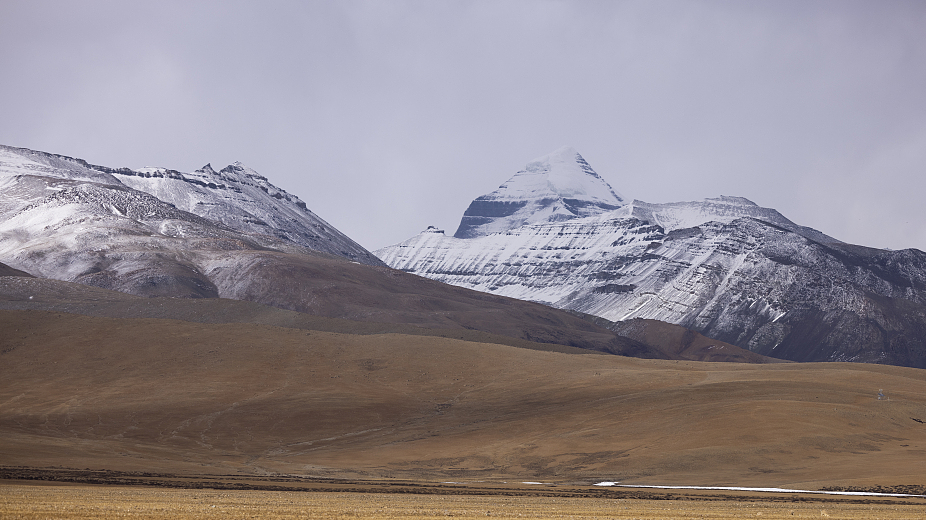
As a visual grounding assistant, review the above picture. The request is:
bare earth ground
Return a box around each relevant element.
[1,482,924,519]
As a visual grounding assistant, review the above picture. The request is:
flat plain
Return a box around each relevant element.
[2,483,925,519]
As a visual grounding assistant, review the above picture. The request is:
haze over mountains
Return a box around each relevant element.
[379,147,926,369]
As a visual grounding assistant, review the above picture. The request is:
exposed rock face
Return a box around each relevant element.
[378,149,926,368]
[454,146,626,238]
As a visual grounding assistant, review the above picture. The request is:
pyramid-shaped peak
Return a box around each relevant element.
[453,147,628,239]
[524,145,597,177]
[491,146,625,205]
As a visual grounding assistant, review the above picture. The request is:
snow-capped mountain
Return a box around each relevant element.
[0,144,689,359]
[454,146,626,238]
[0,144,382,266]
[378,148,926,368]
[0,143,391,299]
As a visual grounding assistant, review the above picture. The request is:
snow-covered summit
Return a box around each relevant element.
[0,144,383,266]
[498,146,625,204]
[453,146,627,238]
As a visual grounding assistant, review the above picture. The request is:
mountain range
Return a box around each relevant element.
[0,143,774,363]
[378,147,926,368]
[4,142,926,368]
[3,143,926,487]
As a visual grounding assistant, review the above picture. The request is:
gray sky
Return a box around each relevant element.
[2,0,925,252]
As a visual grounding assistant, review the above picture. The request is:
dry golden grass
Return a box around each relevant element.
[1,484,924,519]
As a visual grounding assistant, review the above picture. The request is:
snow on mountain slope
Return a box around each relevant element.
[379,197,810,311]
[453,146,627,238]
[379,195,840,309]
[0,145,122,185]
[0,144,382,266]
[0,173,238,297]
[1,144,390,301]
[620,197,840,245]
[378,149,926,368]
[114,162,382,265]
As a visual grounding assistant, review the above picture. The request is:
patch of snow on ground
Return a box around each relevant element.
[610,484,926,498]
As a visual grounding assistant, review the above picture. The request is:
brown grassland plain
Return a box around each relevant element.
[1,483,925,519]
[2,309,925,489]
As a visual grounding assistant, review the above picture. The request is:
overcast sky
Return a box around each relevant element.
[2,0,925,252]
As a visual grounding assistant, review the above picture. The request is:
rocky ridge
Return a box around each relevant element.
[0,144,382,266]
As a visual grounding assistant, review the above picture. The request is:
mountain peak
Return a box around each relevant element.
[502,146,625,204]
[453,147,627,239]
[524,145,579,171]
[219,162,268,182]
